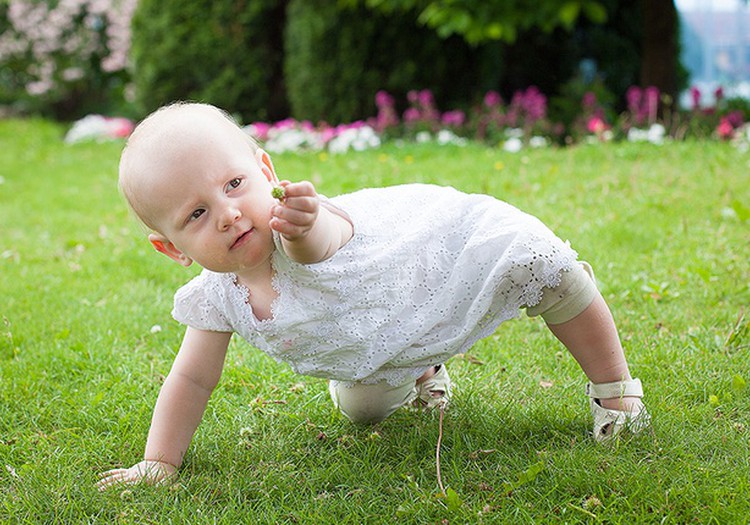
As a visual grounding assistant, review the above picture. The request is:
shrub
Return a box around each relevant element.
[283,0,502,123]
[0,0,136,120]
[130,0,287,122]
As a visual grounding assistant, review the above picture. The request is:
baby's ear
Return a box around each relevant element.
[148,233,193,267]
[255,149,279,185]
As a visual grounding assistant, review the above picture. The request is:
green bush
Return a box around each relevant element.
[130,0,287,122]
[284,0,502,123]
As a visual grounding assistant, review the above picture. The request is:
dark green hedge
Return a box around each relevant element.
[130,0,288,122]
[283,0,502,123]
[129,0,645,124]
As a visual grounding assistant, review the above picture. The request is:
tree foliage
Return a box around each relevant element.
[344,0,608,44]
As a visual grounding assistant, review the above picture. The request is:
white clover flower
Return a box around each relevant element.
[415,131,432,143]
[647,123,666,144]
[503,137,523,153]
[436,129,467,146]
[328,126,381,154]
[529,136,548,148]
[627,128,648,143]
[628,124,666,145]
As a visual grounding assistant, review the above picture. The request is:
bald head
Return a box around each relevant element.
[119,102,258,230]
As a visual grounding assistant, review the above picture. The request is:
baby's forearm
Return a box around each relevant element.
[143,371,215,469]
[281,204,353,264]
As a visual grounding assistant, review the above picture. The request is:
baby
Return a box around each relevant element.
[98,102,649,489]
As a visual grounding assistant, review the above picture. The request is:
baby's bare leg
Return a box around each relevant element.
[546,292,640,411]
[527,262,641,411]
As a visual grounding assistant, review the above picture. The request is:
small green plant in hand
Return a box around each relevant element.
[271,186,286,200]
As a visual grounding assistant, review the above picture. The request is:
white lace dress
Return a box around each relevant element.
[172,184,579,386]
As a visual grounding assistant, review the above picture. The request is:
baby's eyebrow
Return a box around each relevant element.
[173,200,202,226]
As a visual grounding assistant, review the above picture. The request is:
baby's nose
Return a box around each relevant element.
[219,207,242,230]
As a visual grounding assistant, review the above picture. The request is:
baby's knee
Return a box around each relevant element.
[526,261,598,324]
[328,379,415,424]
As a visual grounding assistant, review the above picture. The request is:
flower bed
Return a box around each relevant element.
[64,85,749,153]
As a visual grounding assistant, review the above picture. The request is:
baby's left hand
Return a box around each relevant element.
[269,181,319,241]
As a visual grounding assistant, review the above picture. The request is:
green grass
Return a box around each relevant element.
[1,118,749,524]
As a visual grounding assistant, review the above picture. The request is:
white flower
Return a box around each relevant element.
[529,136,548,148]
[64,115,111,143]
[415,131,432,143]
[150,325,162,334]
[503,137,523,153]
[64,114,133,143]
[627,127,647,142]
[628,124,666,145]
[436,129,467,146]
[328,126,381,154]
[647,123,666,144]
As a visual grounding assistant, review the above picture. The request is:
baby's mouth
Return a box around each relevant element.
[231,228,254,250]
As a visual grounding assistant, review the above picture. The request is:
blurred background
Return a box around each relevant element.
[0,0,748,143]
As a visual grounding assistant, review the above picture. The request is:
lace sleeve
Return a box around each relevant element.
[171,274,234,332]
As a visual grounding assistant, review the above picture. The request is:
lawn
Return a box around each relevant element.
[1,118,749,524]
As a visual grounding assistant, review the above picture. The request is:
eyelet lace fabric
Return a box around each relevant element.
[172,184,578,386]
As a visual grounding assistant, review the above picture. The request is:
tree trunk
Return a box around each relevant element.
[640,0,679,102]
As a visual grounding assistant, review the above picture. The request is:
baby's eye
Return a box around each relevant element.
[189,209,205,221]
[227,178,242,190]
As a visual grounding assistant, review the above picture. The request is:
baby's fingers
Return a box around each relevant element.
[96,469,133,491]
[281,181,317,200]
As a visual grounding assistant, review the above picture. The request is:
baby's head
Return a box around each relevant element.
[119,102,258,231]
[119,102,280,271]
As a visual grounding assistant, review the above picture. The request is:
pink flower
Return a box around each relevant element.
[407,90,419,104]
[626,86,642,114]
[320,127,336,143]
[441,110,465,127]
[375,90,394,108]
[582,91,597,110]
[249,122,271,141]
[403,107,420,123]
[714,86,724,102]
[586,116,608,135]
[727,110,744,128]
[106,117,134,138]
[417,89,434,108]
[274,118,297,131]
[717,117,734,139]
[483,90,502,108]
[645,86,660,123]
[690,86,701,110]
[522,86,546,121]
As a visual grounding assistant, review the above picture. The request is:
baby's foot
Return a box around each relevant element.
[597,395,641,412]
[587,379,650,442]
[413,364,452,409]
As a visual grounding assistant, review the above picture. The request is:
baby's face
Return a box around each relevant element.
[138,114,278,276]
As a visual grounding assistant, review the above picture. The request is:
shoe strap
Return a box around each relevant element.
[587,378,643,399]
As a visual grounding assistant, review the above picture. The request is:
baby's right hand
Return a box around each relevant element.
[97,460,177,491]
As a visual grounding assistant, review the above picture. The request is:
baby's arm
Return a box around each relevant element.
[270,181,353,264]
[97,327,231,490]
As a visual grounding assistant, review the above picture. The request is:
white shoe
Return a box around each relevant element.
[413,364,452,410]
[587,378,651,443]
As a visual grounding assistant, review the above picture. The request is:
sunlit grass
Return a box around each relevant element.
[1,119,749,523]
